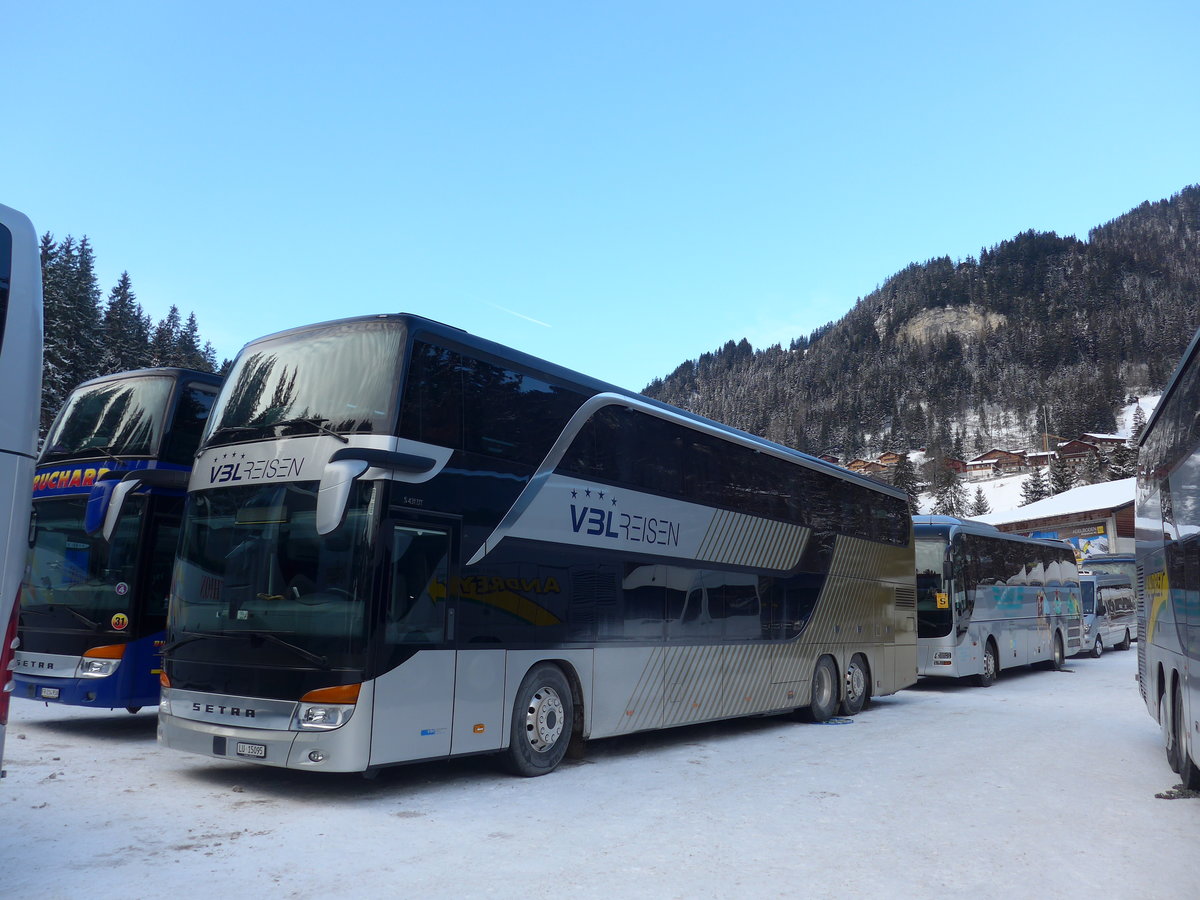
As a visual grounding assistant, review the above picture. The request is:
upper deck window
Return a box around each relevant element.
[398,340,588,467]
[42,375,175,461]
[0,223,11,352]
[206,321,404,446]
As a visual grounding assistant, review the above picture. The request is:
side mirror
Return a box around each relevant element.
[315,448,436,536]
[97,469,190,542]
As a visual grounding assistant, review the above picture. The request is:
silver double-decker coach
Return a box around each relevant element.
[158,314,918,775]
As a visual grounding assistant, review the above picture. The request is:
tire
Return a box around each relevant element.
[1050,633,1065,671]
[1174,685,1200,790]
[504,663,573,777]
[840,654,871,716]
[1117,630,1132,651]
[1089,636,1103,659]
[800,656,840,722]
[1161,690,1181,774]
[974,641,997,688]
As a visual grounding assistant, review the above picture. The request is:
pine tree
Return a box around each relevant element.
[175,312,210,370]
[149,305,183,367]
[1131,404,1147,443]
[888,452,923,513]
[932,467,968,516]
[1020,467,1049,506]
[1105,445,1137,480]
[1049,455,1076,495]
[969,486,992,517]
[100,272,151,374]
[1080,451,1107,485]
[39,234,102,432]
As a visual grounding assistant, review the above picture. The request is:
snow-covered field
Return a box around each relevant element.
[3,648,1196,899]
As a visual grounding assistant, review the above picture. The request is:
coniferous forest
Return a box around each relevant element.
[38,233,225,435]
[645,185,1200,465]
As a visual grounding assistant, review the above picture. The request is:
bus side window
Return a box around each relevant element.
[144,496,185,622]
[387,526,449,645]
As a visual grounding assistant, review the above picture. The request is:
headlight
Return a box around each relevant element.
[77,657,120,678]
[293,703,355,731]
[291,683,361,731]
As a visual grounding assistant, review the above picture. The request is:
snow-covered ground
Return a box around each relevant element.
[3,649,1196,899]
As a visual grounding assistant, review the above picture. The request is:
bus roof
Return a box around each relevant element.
[913,515,1075,550]
[233,313,908,502]
[69,367,223,391]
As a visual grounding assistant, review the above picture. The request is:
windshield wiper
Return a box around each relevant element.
[272,416,349,444]
[64,605,104,631]
[159,630,232,654]
[160,629,329,669]
[246,631,331,669]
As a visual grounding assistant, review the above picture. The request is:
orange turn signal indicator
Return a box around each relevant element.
[300,683,361,704]
[83,644,126,659]
[159,671,171,688]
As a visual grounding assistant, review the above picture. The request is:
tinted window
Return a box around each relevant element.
[209,320,403,442]
[42,375,174,460]
[399,340,588,467]
[562,405,909,546]
[0,223,11,351]
[160,382,219,465]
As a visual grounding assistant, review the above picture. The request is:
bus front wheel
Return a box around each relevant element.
[1050,634,1065,671]
[504,663,573,777]
[974,642,997,688]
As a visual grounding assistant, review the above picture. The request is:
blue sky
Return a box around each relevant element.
[5,2,1197,391]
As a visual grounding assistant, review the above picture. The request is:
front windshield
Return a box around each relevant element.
[1084,559,1136,580]
[20,496,146,634]
[205,320,404,446]
[916,537,952,638]
[169,481,377,667]
[42,375,174,460]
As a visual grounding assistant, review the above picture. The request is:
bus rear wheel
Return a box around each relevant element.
[800,656,839,722]
[1090,636,1103,659]
[840,654,870,716]
[504,663,573,777]
[1173,685,1200,790]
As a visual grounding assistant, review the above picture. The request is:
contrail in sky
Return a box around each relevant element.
[487,302,552,328]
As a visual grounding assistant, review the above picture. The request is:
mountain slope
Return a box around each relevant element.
[645,186,1200,461]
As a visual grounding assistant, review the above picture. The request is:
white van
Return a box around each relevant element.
[1077,573,1135,657]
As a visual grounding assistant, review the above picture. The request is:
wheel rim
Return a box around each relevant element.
[846,662,866,704]
[1054,637,1064,667]
[1096,638,1103,656]
[524,686,565,753]
[983,647,995,680]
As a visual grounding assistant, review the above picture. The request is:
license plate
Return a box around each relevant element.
[40,687,60,700]
[235,742,267,759]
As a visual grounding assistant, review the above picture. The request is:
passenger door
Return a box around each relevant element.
[369,515,458,767]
